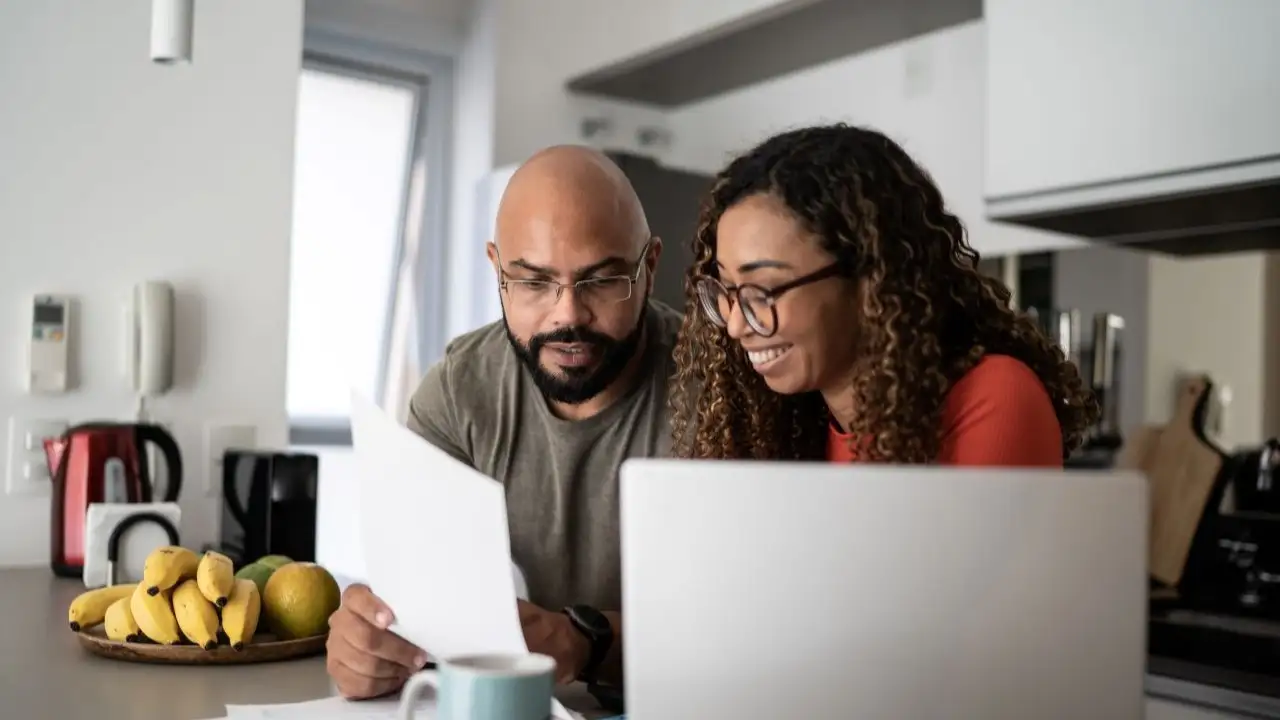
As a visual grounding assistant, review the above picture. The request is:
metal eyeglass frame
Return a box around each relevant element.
[497,239,654,306]
[696,261,844,338]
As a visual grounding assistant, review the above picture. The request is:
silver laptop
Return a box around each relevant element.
[619,460,1149,720]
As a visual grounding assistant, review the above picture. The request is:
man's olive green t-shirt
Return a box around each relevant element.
[405,301,682,612]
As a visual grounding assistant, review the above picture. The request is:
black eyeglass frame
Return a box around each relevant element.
[695,261,845,338]
[497,239,655,306]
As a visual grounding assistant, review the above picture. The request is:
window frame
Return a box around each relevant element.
[288,28,455,447]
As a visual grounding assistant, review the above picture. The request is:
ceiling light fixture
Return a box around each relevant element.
[150,0,194,64]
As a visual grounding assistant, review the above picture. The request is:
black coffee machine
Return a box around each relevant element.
[216,449,319,569]
[1178,438,1280,618]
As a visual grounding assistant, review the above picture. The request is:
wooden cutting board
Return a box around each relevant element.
[1117,375,1225,587]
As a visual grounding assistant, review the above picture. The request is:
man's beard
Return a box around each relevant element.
[504,298,648,405]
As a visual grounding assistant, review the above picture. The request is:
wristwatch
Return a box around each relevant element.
[562,604,613,684]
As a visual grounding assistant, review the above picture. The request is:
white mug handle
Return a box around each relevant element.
[397,669,440,720]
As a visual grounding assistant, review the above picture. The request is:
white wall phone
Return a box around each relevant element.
[126,281,175,397]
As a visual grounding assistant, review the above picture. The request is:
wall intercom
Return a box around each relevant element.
[126,281,175,396]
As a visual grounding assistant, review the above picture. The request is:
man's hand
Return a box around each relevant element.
[518,600,590,685]
[327,584,430,699]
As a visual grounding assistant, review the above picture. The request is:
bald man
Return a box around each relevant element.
[327,146,681,705]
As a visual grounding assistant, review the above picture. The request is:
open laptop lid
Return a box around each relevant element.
[620,460,1148,720]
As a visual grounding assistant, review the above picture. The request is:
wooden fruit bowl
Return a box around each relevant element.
[76,625,327,665]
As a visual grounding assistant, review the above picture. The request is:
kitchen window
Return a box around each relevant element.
[286,36,452,446]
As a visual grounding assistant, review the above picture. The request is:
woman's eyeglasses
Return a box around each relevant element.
[695,262,844,337]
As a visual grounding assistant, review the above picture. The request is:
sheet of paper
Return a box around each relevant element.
[227,696,406,719]
[225,694,584,720]
[350,391,528,660]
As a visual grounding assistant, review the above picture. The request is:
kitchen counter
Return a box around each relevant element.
[0,569,609,720]
[1146,606,1280,718]
[6,567,1280,719]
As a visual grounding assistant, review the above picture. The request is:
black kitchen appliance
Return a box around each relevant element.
[1178,438,1280,619]
[217,449,318,568]
[1148,438,1280,694]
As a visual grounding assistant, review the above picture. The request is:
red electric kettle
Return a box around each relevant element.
[45,422,183,578]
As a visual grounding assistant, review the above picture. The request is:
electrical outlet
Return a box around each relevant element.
[5,416,68,496]
[205,423,257,496]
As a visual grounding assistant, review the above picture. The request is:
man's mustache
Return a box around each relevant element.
[530,326,613,348]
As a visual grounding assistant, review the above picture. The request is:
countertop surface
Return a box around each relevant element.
[0,569,609,720]
[5,567,1280,719]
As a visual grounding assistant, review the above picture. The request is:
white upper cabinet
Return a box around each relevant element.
[984,0,1280,201]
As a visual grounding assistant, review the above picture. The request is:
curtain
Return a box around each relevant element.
[380,158,428,424]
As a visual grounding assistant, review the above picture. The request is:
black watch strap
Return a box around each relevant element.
[562,604,613,683]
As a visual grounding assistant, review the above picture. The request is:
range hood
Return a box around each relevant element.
[985,157,1280,256]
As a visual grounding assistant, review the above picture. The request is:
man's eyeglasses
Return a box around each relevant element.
[695,262,844,337]
[499,240,653,308]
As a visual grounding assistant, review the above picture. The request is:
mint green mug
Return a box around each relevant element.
[397,653,555,720]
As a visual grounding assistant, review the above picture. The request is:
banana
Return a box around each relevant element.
[141,545,199,596]
[172,578,220,650]
[130,585,182,645]
[196,551,235,607]
[104,596,141,642]
[220,578,261,651]
[68,584,138,631]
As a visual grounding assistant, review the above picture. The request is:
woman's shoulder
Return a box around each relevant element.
[939,354,1063,466]
[944,353,1053,419]
[950,354,1044,394]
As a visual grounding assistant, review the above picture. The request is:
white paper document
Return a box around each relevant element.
[222,695,585,720]
[225,696,402,719]
[349,391,528,659]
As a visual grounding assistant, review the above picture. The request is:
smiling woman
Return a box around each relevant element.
[670,123,1100,466]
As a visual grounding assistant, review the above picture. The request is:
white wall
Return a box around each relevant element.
[491,3,677,168]
[444,0,500,342]
[0,0,304,566]
[663,21,1085,258]
[1145,252,1280,449]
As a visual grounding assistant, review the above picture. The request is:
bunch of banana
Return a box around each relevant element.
[141,545,199,596]
[67,546,272,651]
[196,550,234,607]
[67,584,137,631]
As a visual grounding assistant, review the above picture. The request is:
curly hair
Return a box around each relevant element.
[669,124,1099,463]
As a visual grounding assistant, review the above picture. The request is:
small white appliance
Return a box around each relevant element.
[27,295,71,393]
[83,502,182,588]
[619,461,1149,720]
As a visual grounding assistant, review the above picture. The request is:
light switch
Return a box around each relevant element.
[205,423,257,496]
[6,417,68,496]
